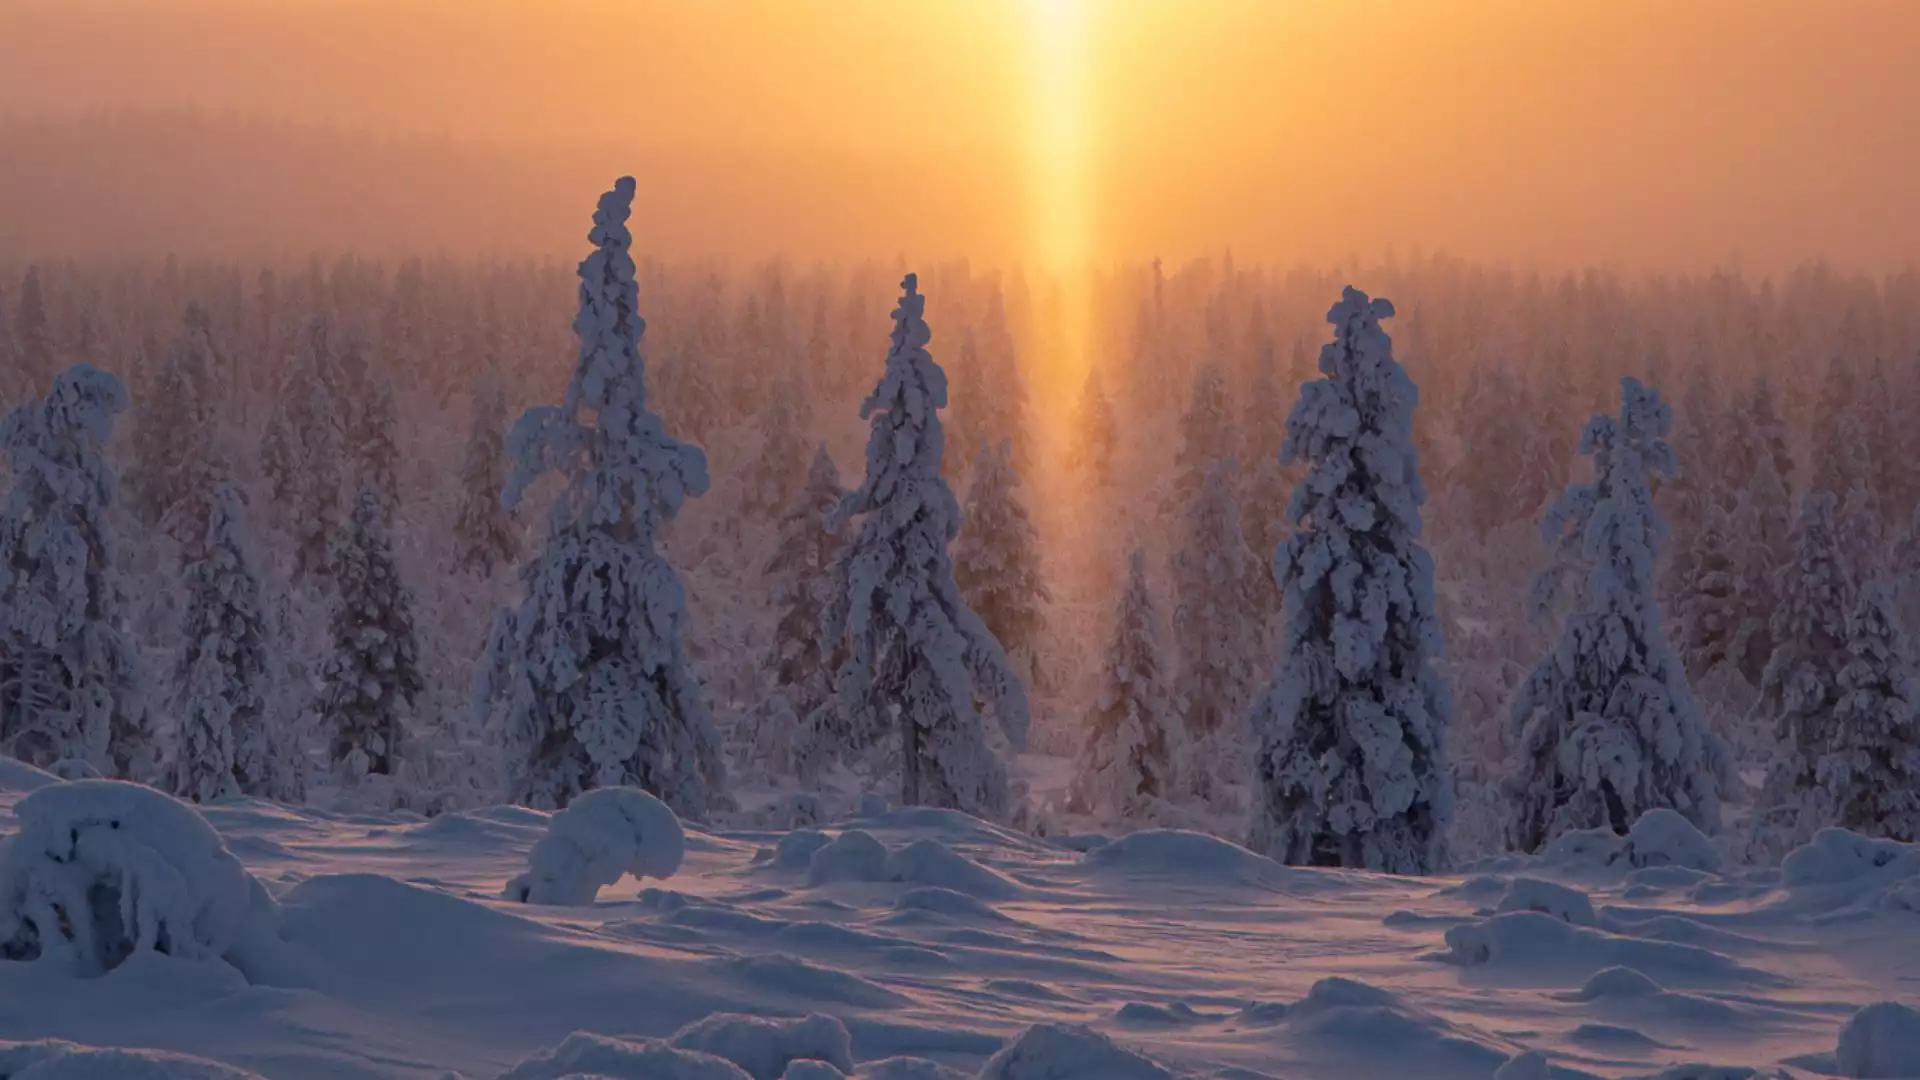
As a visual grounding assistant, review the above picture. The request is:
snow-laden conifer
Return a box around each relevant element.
[1174,363,1235,497]
[0,366,154,779]
[1506,377,1729,853]
[318,485,422,780]
[172,484,274,802]
[1071,548,1174,817]
[1068,365,1117,487]
[743,374,810,521]
[1171,459,1261,743]
[955,438,1050,691]
[818,274,1029,816]
[497,177,726,818]
[1249,288,1453,873]
[759,445,847,784]
[1817,582,1920,841]
[451,374,519,577]
[1749,491,1856,856]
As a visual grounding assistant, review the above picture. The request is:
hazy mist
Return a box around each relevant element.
[2,0,1915,270]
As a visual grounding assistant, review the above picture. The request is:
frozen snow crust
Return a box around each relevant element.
[0,768,1916,1079]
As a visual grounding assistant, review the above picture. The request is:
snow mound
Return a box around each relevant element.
[504,787,685,905]
[668,1013,853,1080]
[1082,829,1293,887]
[763,829,831,871]
[806,831,889,886]
[883,840,1021,900]
[709,953,907,1008]
[1494,1050,1551,1080]
[895,887,1011,922]
[747,794,826,831]
[1437,912,1772,987]
[0,780,263,975]
[1782,829,1920,888]
[853,793,890,818]
[0,759,61,796]
[780,1062,845,1080]
[497,1031,750,1080]
[1494,878,1597,925]
[1540,811,1722,875]
[1285,976,1510,1075]
[854,1058,969,1080]
[977,1023,1175,1080]
[1566,966,1664,999]
[0,1040,267,1079]
[1836,1001,1920,1078]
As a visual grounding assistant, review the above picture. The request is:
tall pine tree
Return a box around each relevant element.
[173,484,275,802]
[497,177,726,818]
[817,274,1029,816]
[1249,289,1452,873]
[1506,378,1728,853]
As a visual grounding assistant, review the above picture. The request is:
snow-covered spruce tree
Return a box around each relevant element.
[1174,363,1235,497]
[817,273,1029,816]
[1450,363,1529,536]
[1239,342,1294,575]
[0,366,154,780]
[759,444,847,784]
[1072,547,1174,817]
[1171,458,1261,743]
[317,485,422,780]
[451,375,520,578]
[1505,377,1730,853]
[263,318,346,583]
[1248,289,1452,873]
[1068,364,1118,487]
[742,373,810,521]
[1717,375,1794,508]
[13,266,54,392]
[350,373,402,520]
[1670,496,1742,680]
[1727,453,1795,684]
[497,177,726,819]
[1812,399,1881,571]
[1509,365,1574,524]
[1749,491,1855,852]
[172,484,274,803]
[123,315,216,536]
[1817,582,1920,841]
[1863,358,1907,525]
[955,438,1051,691]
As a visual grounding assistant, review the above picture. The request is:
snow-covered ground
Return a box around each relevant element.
[1,760,1917,1080]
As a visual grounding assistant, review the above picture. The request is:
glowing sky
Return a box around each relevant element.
[1,0,1917,270]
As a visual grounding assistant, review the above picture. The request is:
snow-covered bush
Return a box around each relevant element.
[805,829,888,886]
[1249,287,1453,873]
[816,274,1028,818]
[504,786,685,905]
[0,780,263,975]
[668,1012,853,1080]
[1507,377,1729,853]
[1493,877,1597,925]
[496,176,726,819]
[978,1022,1175,1080]
[1836,1001,1920,1078]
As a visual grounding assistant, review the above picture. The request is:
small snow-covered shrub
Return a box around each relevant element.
[497,1031,750,1080]
[805,830,888,886]
[883,839,1021,900]
[0,780,262,975]
[1782,828,1920,888]
[1837,1001,1920,1078]
[1625,809,1723,873]
[977,1023,1175,1080]
[668,1012,853,1080]
[1495,878,1597,926]
[0,1039,268,1079]
[503,787,685,905]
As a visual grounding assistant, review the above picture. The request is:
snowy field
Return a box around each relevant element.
[4,760,1919,1080]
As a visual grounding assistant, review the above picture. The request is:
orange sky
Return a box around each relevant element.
[1,0,1915,271]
